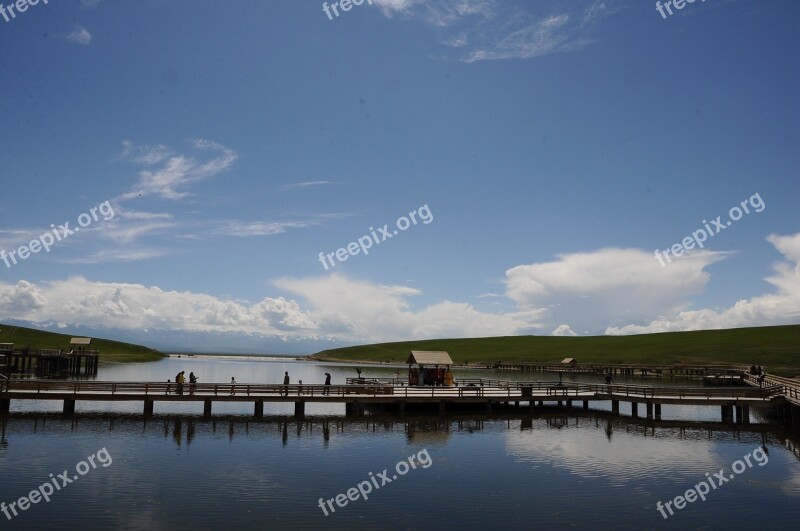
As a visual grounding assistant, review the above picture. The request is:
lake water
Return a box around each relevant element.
[1,357,799,530]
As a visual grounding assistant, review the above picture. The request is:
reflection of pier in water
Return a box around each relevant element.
[2,411,799,461]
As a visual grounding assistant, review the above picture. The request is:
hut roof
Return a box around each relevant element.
[70,337,92,345]
[561,357,576,364]
[407,351,453,366]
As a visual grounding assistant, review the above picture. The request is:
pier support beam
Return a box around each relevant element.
[295,401,305,419]
[566,400,572,408]
[611,400,619,415]
[646,402,653,419]
[721,404,734,423]
[439,401,446,416]
[654,403,662,420]
[0,398,9,415]
[583,400,589,410]
[557,401,563,408]
[398,401,406,416]
[734,405,743,424]
[143,399,154,418]
[63,399,76,416]
[254,400,264,419]
[346,402,363,417]
[631,402,638,418]
[203,400,212,419]
[485,401,492,415]
[739,404,750,424]
[537,401,543,407]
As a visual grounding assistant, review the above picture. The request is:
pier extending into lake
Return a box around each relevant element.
[2,375,798,426]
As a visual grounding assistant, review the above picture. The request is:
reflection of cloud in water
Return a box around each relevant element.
[505,422,716,486]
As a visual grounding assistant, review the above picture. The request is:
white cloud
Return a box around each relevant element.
[0,277,316,339]
[605,233,800,335]
[552,324,577,336]
[66,26,92,46]
[117,139,238,201]
[279,181,335,191]
[505,247,729,333]
[274,274,544,342]
[0,275,542,343]
[372,0,613,62]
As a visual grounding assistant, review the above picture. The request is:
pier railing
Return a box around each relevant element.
[742,373,800,405]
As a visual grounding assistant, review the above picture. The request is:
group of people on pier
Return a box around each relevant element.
[164,370,335,396]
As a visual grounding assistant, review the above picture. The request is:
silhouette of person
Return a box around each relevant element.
[324,372,331,395]
[283,371,290,396]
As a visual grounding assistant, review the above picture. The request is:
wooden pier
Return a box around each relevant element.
[1,376,795,425]
[0,339,99,378]
[494,361,750,378]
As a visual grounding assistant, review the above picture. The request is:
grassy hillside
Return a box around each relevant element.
[312,324,800,375]
[0,323,164,363]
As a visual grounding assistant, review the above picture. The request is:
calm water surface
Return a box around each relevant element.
[1,357,799,530]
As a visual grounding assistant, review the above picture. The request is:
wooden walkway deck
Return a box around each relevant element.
[1,377,794,423]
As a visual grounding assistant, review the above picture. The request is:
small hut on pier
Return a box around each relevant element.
[70,337,92,353]
[407,351,454,386]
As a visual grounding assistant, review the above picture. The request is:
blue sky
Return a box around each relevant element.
[0,0,798,353]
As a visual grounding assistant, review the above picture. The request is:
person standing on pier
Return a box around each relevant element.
[230,377,236,395]
[189,372,197,394]
[324,372,331,395]
[283,371,290,396]
[176,371,185,395]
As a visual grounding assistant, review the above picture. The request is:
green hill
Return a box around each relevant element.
[312,324,800,375]
[0,323,164,363]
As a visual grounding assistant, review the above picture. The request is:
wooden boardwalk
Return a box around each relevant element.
[1,376,794,423]
[495,361,751,377]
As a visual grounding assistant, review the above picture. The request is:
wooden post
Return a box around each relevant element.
[485,401,492,414]
[143,399,154,418]
[254,400,264,419]
[646,402,653,419]
[0,398,9,415]
[735,405,743,424]
[439,401,445,416]
[611,400,619,415]
[631,402,638,418]
[63,399,76,416]
[566,400,572,408]
[654,403,662,419]
[295,401,305,418]
[398,401,406,416]
[203,400,212,419]
[721,404,733,422]
[583,400,589,410]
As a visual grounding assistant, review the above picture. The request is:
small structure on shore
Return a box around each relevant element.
[407,351,454,386]
[0,339,99,377]
[561,358,577,367]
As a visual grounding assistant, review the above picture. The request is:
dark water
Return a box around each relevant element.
[1,358,799,530]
